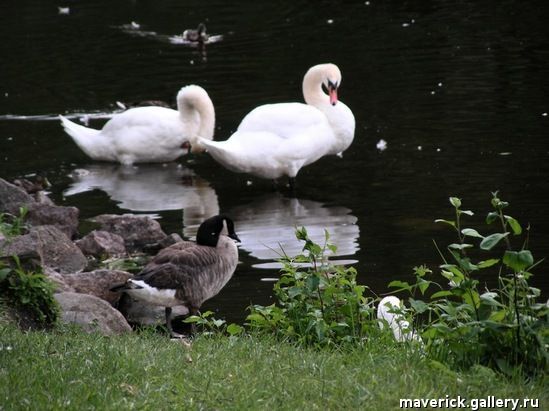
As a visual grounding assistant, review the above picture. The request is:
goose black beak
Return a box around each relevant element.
[230,233,241,243]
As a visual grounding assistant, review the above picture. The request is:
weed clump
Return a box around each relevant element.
[391,193,548,376]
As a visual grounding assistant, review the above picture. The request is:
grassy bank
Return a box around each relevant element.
[1,325,546,410]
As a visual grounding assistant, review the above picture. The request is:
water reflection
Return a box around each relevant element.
[64,163,219,226]
[184,193,359,268]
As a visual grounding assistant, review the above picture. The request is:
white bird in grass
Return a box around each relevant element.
[196,63,355,189]
[110,215,240,337]
[377,296,420,342]
[59,85,215,165]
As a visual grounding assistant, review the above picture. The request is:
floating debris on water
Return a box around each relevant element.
[417,145,422,151]
[130,21,141,30]
[499,152,512,156]
[58,7,70,15]
[542,112,548,117]
[327,19,334,24]
[376,139,387,151]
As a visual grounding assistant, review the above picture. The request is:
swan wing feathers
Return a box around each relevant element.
[237,102,329,139]
[102,107,183,140]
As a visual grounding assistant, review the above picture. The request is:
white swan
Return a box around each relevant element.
[377,296,420,342]
[59,85,215,165]
[197,63,355,187]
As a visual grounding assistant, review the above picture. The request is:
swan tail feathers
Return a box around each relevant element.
[59,115,105,160]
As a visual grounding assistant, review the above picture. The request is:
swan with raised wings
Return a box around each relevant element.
[196,63,355,188]
[59,85,215,165]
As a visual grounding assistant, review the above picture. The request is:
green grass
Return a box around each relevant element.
[0,325,546,410]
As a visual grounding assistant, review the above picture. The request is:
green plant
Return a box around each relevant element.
[0,206,28,238]
[390,193,548,376]
[246,227,377,347]
[0,256,59,326]
[183,310,244,336]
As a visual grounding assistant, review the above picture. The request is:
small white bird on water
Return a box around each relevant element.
[59,85,215,165]
[110,215,240,337]
[196,63,355,189]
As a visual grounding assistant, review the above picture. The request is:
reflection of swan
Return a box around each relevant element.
[59,85,215,165]
[64,164,219,224]
[183,193,359,263]
[198,63,355,188]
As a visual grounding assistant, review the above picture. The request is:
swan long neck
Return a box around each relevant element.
[302,65,329,107]
[177,87,216,153]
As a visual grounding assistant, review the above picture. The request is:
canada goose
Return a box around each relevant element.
[111,215,240,337]
[196,63,355,189]
[377,296,419,342]
[59,85,215,165]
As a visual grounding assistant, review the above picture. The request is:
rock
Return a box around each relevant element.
[0,225,87,274]
[12,177,51,194]
[25,203,80,239]
[43,267,73,293]
[34,191,55,206]
[117,293,189,326]
[0,178,79,238]
[0,178,35,215]
[55,292,132,335]
[76,230,127,258]
[143,233,183,253]
[91,214,167,251]
[61,269,133,305]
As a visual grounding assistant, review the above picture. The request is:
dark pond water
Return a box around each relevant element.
[1,0,548,321]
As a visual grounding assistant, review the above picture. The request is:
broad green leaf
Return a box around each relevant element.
[486,212,499,224]
[504,215,522,235]
[434,219,456,228]
[440,264,465,280]
[306,275,320,291]
[489,310,506,322]
[409,298,429,313]
[388,280,411,290]
[461,228,484,239]
[417,279,430,295]
[430,290,453,299]
[463,290,480,308]
[227,323,243,335]
[449,197,462,208]
[503,250,533,272]
[477,259,500,269]
[479,232,509,250]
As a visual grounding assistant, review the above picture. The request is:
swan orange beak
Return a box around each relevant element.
[328,82,338,106]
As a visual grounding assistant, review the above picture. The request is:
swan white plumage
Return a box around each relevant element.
[197,63,355,186]
[377,296,420,342]
[59,85,215,165]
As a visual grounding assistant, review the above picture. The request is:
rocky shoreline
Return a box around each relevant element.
[0,177,188,335]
